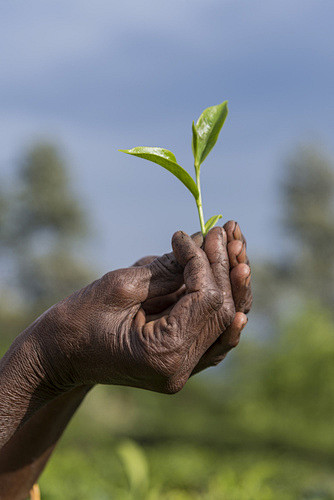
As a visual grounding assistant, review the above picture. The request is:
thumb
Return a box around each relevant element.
[126,232,204,303]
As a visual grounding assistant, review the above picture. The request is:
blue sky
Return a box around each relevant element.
[1,0,333,271]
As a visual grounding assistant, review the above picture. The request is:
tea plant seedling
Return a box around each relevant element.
[119,101,228,236]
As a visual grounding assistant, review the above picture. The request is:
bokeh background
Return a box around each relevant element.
[1,1,334,498]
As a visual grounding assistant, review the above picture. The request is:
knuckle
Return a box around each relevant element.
[223,303,236,326]
[237,298,247,312]
[102,270,134,301]
[132,255,158,267]
[205,288,223,311]
[152,253,182,276]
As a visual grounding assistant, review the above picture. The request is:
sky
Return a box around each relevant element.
[1,0,333,272]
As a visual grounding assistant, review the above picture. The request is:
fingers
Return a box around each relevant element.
[224,220,249,266]
[189,221,251,376]
[223,220,252,313]
[132,227,247,388]
[127,232,204,305]
[204,227,234,313]
[132,255,158,267]
[224,220,245,245]
[230,264,252,313]
[165,231,223,343]
[143,285,186,317]
[204,227,229,287]
[110,251,184,305]
[191,312,248,375]
[190,231,204,248]
[132,255,182,312]
[217,311,248,352]
[172,231,219,295]
[132,232,203,270]
[227,239,248,268]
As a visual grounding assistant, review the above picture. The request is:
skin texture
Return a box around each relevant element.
[0,221,252,499]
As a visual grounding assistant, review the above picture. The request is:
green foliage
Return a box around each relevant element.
[120,102,228,236]
[117,440,149,499]
[18,247,93,309]
[37,305,334,499]
[255,144,334,316]
[119,147,199,198]
[0,142,93,333]
[192,101,228,168]
[204,214,222,233]
[18,144,86,237]
[261,307,334,429]
[282,145,334,246]
[281,145,334,308]
[3,140,334,498]
[39,437,334,499]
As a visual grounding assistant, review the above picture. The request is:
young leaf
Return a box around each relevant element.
[119,146,199,199]
[192,101,228,168]
[191,121,197,160]
[204,214,222,235]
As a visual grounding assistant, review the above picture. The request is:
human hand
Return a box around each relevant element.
[191,220,252,374]
[134,221,252,375]
[0,221,251,498]
[36,222,252,395]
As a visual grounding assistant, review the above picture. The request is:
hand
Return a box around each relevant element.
[192,220,252,374]
[134,221,252,375]
[0,221,251,498]
[36,222,252,395]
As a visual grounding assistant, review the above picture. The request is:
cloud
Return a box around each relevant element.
[1,0,333,267]
[2,0,332,85]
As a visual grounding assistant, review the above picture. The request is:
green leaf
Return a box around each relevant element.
[192,101,228,168]
[191,121,197,160]
[117,440,149,496]
[204,214,222,235]
[119,147,199,199]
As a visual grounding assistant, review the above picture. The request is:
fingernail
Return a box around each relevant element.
[240,318,248,331]
[233,222,242,240]
[221,227,227,244]
[245,274,251,287]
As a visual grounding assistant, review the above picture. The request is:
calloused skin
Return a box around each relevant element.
[0,221,252,500]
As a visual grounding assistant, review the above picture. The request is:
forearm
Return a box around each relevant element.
[0,313,91,499]
[0,312,57,448]
[0,385,90,499]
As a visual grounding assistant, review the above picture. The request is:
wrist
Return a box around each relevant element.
[0,308,76,447]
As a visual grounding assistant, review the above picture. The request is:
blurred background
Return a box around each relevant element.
[1,1,334,498]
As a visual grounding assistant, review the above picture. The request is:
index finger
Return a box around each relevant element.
[153,231,223,348]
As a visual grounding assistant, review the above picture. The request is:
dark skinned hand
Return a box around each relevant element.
[134,221,252,376]
[0,221,252,500]
[34,221,252,396]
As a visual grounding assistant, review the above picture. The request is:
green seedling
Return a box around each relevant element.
[120,101,228,236]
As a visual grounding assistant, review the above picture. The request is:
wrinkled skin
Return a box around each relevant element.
[39,222,252,393]
[0,221,251,499]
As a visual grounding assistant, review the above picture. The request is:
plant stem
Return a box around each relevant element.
[195,165,206,236]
